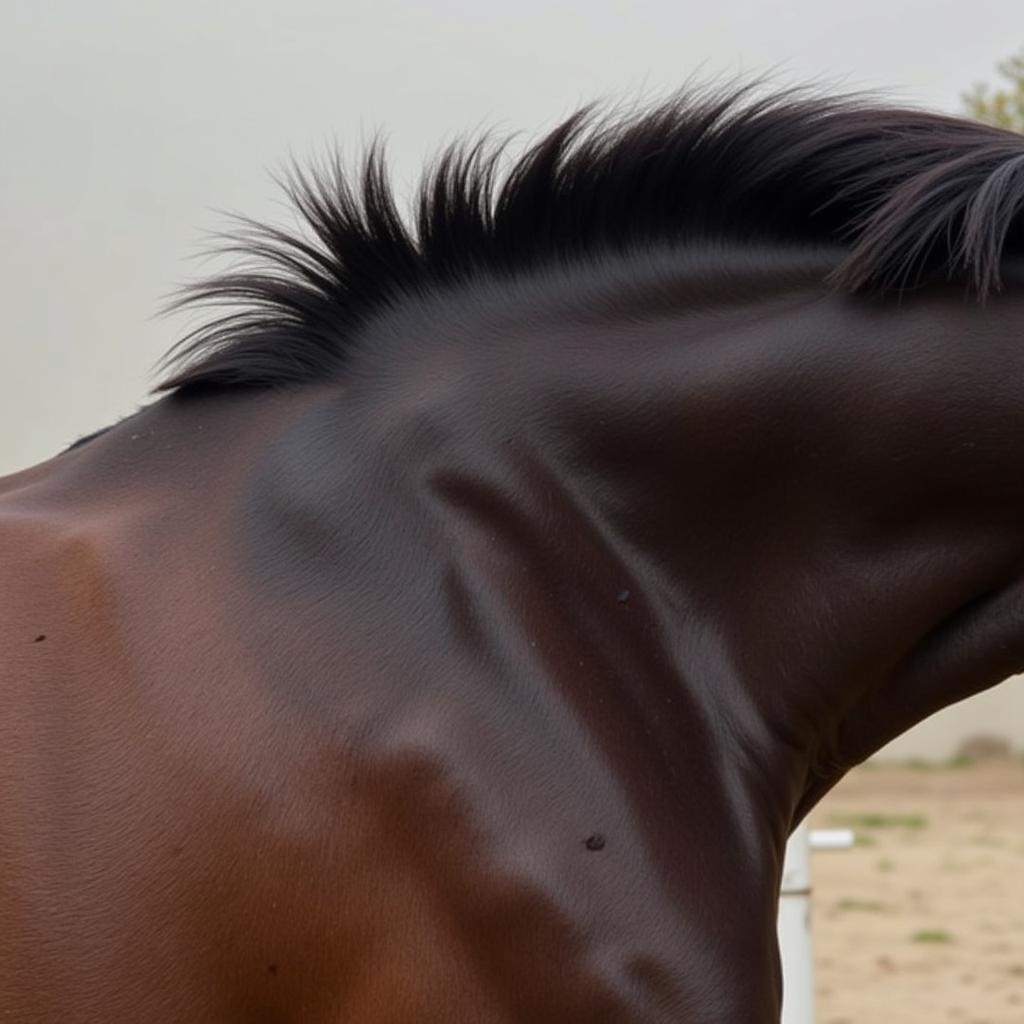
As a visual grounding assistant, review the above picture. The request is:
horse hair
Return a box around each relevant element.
[159,84,1024,392]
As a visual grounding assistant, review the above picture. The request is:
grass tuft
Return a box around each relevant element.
[829,813,928,831]
[835,898,886,912]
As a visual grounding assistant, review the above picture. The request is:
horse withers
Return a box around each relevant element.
[2,88,1023,1022]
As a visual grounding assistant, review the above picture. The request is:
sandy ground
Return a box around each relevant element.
[808,758,1024,1024]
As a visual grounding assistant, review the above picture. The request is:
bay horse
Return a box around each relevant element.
[2,86,1023,1022]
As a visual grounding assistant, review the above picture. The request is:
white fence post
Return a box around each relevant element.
[779,823,815,1024]
[777,826,855,1024]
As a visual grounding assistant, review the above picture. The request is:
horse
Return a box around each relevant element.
[2,84,1023,1022]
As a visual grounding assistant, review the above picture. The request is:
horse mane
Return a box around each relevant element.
[160,84,1024,392]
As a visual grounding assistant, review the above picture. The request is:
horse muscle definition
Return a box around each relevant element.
[1,86,1023,1022]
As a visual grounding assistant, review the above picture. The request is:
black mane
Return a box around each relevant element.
[160,85,1024,392]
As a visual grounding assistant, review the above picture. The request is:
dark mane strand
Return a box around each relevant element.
[159,86,1024,392]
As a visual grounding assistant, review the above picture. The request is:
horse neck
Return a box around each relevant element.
[201,272,819,858]
[312,265,1024,825]
[36,259,1024,843]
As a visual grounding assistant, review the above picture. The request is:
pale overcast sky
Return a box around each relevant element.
[1,0,1021,471]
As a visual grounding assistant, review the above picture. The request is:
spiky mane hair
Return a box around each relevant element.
[160,84,1024,392]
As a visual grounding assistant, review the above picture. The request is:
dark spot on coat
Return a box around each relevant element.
[33,634,46,643]
[584,833,606,851]
[267,963,279,976]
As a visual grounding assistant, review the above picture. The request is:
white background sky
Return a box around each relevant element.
[1,2,1022,754]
